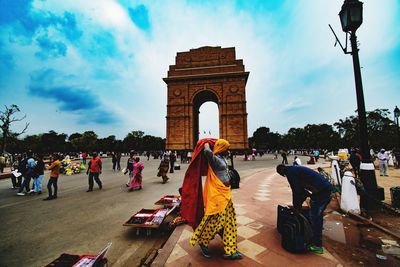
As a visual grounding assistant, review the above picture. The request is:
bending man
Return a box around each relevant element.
[276,164,333,254]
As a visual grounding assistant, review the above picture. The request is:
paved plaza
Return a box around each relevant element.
[0,154,289,266]
[1,155,399,266]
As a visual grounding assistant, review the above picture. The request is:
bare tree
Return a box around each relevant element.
[0,104,29,153]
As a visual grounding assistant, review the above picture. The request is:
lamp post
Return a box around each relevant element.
[394,106,400,169]
[338,0,384,207]
[395,106,400,146]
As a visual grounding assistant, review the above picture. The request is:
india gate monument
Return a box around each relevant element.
[163,46,249,150]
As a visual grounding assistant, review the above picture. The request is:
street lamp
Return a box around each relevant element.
[339,0,363,32]
[394,106,400,149]
[338,0,384,206]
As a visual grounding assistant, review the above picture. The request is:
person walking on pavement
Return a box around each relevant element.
[116,152,121,171]
[82,152,87,165]
[281,150,288,164]
[32,154,45,194]
[17,151,35,196]
[276,164,333,254]
[10,155,22,189]
[86,152,103,192]
[169,151,176,173]
[111,152,117,171]
[124,150,135,187]
[377,148,389,176]
[157,153,170,184]
[128,157,144,191]
[43,154,61,200]
[0,153,5,173]
[182,139,243,260]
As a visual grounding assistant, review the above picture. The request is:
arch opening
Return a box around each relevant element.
[198,102,219,140]
[192,90,219,145]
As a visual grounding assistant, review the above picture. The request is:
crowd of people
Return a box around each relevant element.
[5,148,190,201]
[10,151,62,200]
[7,151,104,200]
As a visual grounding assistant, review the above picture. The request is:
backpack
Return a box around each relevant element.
[228,169,240,189]
[277,205,313,253]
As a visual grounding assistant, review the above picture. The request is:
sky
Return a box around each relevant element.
[0,0,399,140]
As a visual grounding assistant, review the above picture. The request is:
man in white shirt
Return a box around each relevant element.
[377,149,388,176]
[293,156,302,166]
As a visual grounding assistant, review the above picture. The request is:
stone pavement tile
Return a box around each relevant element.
[245,210,271,222]
[248,228,281,249]
[255,213,280,229]
[252,196,271,201]
[257,188,271,193]
[178,228,193,243]
[236,215,255,225]
[165,254,201,267]
[234,206,247,215]
[245,221,265,231]
[237,239,267,263]
[165,243,188,264]
[255,249,298,267]
[237,225,260,239]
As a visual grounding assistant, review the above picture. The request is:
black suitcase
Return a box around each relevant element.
[277,205,313,253]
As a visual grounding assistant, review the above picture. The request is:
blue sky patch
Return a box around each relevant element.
[35,34,67,59]
[128,4,151,31]
[86,31,118,58]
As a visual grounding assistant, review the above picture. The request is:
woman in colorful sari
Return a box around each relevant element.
[129,157,144,191]
[182,139,242,260]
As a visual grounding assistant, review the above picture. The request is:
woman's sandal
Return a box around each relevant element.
[223,252,243,260]
[199,244,211,258]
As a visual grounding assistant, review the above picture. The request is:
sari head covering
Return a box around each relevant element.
[213,139,230,155]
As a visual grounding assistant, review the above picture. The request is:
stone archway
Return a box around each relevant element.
[192,89,219,146]
[163,46,249,150]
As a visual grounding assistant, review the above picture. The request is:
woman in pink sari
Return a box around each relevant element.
[129,157,144,191]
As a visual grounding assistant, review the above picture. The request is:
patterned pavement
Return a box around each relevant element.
[155,165,343,267]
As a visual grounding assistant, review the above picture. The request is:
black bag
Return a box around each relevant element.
[228,169,240,189]
[277,205,313,253]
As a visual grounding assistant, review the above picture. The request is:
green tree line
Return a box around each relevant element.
[2,130,165,154]
[1,105,398,153]
[248,109,399,151]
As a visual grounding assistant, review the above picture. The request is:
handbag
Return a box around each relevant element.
[228,169,240,189]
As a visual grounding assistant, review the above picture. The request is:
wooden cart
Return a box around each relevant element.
[154,195,181,208]
[123,208,169,236]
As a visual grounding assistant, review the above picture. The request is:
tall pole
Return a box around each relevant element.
[350,32,370,162]
[396,115,400,149]
[350,31,383,208]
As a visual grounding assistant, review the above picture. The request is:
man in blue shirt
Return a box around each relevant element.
[276,164,333,254]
